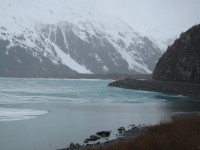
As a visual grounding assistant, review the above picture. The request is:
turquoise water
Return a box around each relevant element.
[0,78,200,150]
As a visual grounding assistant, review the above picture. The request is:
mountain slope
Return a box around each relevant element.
[153,24,200,83]
[0,0,163,77]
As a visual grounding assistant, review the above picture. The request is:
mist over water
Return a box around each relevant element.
[0,78,199,150]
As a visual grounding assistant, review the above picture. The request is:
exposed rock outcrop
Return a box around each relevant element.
[153,24,200,84]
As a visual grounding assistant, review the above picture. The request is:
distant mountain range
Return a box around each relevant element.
[0,0,165,77]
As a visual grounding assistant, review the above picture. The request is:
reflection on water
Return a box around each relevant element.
[154,93,200,119]
[154,94,190,101]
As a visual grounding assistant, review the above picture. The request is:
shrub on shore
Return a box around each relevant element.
[90,117,200,150]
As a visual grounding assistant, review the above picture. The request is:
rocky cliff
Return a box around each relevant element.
[153,24,200,84]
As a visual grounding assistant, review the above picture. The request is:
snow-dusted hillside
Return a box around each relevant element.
[0,0,163,77]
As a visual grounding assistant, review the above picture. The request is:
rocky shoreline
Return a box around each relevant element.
[58,124,150,150]
[108,78,200,99]
[58,78,200,150]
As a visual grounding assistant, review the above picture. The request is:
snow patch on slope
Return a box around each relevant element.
[50,42,92,74]
[0,0,162,74]
[108,37,152,74]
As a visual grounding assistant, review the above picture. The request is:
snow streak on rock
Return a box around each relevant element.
[0,0,163,75]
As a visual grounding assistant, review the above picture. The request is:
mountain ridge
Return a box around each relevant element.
[0,0,163,77]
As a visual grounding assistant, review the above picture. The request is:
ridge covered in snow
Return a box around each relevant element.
[0,0,163,76]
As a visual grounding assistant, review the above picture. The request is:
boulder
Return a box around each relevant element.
[85,135,100,142]
[117,127,125,132]
[96,131,111,137]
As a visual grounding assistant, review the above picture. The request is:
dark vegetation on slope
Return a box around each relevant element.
[153,24,200,84]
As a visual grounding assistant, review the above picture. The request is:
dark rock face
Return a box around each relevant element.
[0,20,162,77]
[0,39,75,78]
[153,24,200,84]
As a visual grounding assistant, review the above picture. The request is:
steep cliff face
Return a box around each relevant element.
[153,24,200,84]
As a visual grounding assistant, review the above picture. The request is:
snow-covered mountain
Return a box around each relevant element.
[0,0,163,77]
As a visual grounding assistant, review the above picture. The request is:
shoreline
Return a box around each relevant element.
[58,78,200,150]
[88,116,200,150]
[58,124,151,150]
[83,125,150,150]
[108,78,200,99]
[59,113,200,150]
[0,74,152,81]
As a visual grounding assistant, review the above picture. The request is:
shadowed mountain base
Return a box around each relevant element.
[108,78,200,99]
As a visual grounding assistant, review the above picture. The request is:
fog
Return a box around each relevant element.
[1,0,200,40]
[67,0,200,40]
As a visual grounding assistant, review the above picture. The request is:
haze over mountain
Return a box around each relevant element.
[0,0,199,77]
[0,0,163,77]
[63,0,200,48]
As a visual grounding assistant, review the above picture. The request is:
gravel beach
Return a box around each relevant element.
[108,78,200,99]
[59,124,150,150]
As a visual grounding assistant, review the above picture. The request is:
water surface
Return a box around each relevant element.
[0,78,200,150]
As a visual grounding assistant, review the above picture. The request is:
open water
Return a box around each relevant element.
[0,77,200,150]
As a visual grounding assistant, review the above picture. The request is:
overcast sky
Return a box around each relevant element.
[68,0,200,40]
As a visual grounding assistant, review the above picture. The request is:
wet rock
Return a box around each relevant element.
[96,131,111,137]
[132,126,138,130]
[86,144,93,146]
[65,142,81,150]
[84,140,89,144]
[95,142,100,145]
[105,141,111,144]
[86,135,100,141]
[117,127,125,133]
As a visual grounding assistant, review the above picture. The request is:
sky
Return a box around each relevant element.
[1,0,200,41]
[67,0,200,40]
